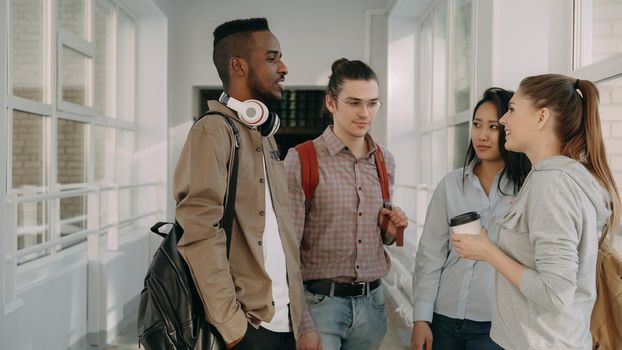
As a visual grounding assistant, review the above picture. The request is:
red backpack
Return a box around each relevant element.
[295,140,404,246]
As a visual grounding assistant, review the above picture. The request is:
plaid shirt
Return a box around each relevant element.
[285,127,396,334]
[285,126,396,282]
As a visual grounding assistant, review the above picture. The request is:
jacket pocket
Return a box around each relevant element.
[139,322,177,350]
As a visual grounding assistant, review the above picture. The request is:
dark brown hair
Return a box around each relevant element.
[519,74,620,235]
[322,58,378,117]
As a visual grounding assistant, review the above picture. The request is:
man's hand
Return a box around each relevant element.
[296,331,323,350]
[379,206,408,237]
[411,321,433,350]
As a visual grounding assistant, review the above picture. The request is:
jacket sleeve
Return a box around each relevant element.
[284,148,307,247]
[174,120,248,343]
[284,148,318,335]
[519,173,582,313]
[412,178,449,322]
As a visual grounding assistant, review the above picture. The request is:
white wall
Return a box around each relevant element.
[491,0,573,90]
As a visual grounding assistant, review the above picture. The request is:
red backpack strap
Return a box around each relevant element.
[295,141,319,214]
[374,145,404,247]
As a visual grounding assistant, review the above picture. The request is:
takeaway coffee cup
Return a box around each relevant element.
[450,212,481,235]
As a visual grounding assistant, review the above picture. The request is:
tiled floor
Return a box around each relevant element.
[93,296,411,350]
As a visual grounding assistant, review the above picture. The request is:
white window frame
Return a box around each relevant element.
[2,0,158,316]
[416,0,474,189]
[571,0,622,82]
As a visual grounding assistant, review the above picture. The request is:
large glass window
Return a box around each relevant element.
[117,10,135,122]
[117,129,134,185]
[17,201,50,264]
[432,0,448,122]
[416,0,472,191]
[597,74,622,193]
[57,119,88,187]
[58,0,86,39]
[577,0,622,67]
[94,2,113,116]
[451,122,470,169]
[94,125,115,183]
[6,0,139,268]
[418,16,433,127]
[12,111,49,193]
[450,0,472,114]
[61,46,91,106]
[60,195,87,238]
[420,133,431,185]
[10,0,47,102]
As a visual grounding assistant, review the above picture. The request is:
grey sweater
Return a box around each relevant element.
[491,156,610,350]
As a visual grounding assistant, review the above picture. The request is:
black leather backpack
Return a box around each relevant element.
[137,112,239,349]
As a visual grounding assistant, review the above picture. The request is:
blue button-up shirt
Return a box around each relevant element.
[412,161,516,322]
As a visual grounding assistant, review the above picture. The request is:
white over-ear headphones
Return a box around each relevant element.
[219,92,280,137]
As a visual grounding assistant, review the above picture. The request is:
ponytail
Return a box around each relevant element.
[575,80,621,238]
[519,74,620,237]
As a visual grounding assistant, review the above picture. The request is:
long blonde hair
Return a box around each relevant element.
[519,74,620,237]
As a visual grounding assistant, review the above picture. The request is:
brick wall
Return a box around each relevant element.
[593,0,622,192]
[58,119,87,219]
[94,126,115,183]
[599,77,622,193]
[593,0,622,62]
[12,111,47,190]
[11,0,45,101]
[58,0,85,38]
[57,119,87,185]
[94,6,110,116]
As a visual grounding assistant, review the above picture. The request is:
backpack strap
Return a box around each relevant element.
[189,110,240,258]
[294,140,404,247]
[295,140,319,214]
[375,146,404,247]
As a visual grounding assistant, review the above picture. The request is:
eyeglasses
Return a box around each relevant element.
[333,96,382,112]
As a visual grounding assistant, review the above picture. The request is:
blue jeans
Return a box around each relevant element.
[304,285,387,350]
[430,313,503,350]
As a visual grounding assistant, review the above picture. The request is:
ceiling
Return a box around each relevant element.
[390,0,432,19]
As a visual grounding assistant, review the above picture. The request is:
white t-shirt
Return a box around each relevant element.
[259,159,291,332]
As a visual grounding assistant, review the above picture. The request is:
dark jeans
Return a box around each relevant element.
[231,325,295,350]
[430,313,503,350]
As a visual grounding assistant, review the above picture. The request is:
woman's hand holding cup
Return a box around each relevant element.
[449,212,494,261]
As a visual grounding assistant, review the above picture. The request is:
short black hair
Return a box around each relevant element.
[213,18,270,88]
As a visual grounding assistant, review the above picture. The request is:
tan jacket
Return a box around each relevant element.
[174,100,305,343]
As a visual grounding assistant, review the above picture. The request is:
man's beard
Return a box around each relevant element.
[248,69,281,103]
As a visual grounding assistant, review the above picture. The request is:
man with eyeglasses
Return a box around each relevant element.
[284,58,408,350]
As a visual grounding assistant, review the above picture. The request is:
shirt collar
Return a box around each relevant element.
[464,159,478,177]
[321,126,378,158]
[466,159,515,195]
[207,100,243,124]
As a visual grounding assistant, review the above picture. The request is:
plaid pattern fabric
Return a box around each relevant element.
[284,127,395,283]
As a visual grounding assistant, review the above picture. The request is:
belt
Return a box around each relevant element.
[304,279,381,297]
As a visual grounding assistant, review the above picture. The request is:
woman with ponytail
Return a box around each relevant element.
[451,74,620,350]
